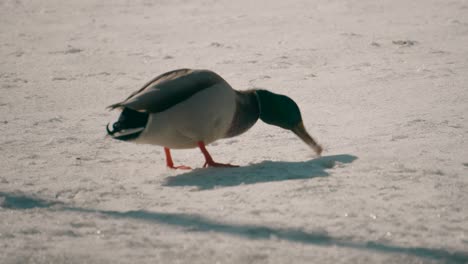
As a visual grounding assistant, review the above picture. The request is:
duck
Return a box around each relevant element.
[106,68,322,169]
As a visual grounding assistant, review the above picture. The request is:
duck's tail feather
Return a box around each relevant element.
[106,107,149,141]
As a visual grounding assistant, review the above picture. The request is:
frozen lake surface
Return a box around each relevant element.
[1,0,467,263]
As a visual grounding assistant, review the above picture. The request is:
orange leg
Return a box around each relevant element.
[164,147,191,170]
[197,141,239,168]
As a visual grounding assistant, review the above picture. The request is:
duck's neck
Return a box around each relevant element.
[224,89,260,138]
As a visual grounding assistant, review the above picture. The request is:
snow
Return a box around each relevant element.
[1,0,467,263]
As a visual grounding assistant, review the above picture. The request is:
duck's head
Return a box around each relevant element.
[255,89,322,155]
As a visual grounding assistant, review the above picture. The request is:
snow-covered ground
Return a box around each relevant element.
[1,0,467,263]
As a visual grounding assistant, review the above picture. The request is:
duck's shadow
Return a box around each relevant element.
[164,154,358,190]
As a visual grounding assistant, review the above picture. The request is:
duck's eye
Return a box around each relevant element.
[113,122,121,130]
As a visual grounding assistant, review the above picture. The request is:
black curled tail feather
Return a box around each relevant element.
[106,107,149,141]
[117,108,149,128]
[106,123,115,135]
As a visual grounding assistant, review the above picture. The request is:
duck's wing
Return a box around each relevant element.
[107,69,226,113]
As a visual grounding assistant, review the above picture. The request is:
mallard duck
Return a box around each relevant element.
[106,69,322,169]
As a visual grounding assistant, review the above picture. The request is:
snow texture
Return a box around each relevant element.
[1,0,467,263]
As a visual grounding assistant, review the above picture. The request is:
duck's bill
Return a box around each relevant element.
[291,122,322,156]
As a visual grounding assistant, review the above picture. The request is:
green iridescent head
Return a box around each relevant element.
[255,89,302,129]
[255,89,323,155]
